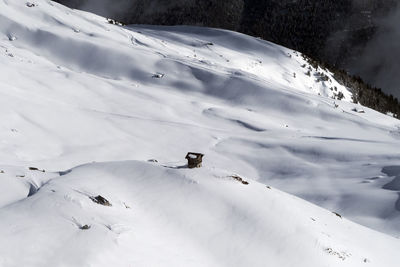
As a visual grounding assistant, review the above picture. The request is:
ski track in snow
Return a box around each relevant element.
[0,0,400,266]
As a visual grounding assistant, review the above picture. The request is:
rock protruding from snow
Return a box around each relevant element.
[90,195,112,206]
[0,160,399,267]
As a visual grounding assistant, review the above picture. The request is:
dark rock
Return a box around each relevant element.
[26,2,37,7]
[332,212,342,218]
[80,224,91,230]
[152,73,165,79]
[107,18,125,26]
[90,195,112,206]
[29,167,45,172]
[230,175,249,185]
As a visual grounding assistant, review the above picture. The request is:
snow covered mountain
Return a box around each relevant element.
[1,1,400,266]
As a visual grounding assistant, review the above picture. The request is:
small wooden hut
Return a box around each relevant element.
[185,152,204,168]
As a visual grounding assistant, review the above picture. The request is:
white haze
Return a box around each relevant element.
[351,6,400,98]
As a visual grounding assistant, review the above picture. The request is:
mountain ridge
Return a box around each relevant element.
[0,1,400,266]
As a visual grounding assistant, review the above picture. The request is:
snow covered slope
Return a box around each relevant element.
[1,161,399,267]
[1,0,400,266]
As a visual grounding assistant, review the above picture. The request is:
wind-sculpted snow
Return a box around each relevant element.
[1,161,400,267]
[0,0,400,265]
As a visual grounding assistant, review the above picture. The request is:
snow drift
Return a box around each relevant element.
[0,0,400,266]
[1,161,399,267]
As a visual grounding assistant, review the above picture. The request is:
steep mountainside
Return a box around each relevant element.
[1,0,400,266]
[54,0,398,72]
